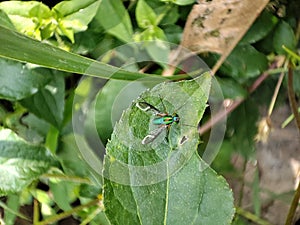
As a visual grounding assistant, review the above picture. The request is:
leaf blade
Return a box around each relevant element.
[0,128,57,195]
[103,73,235,224]
[0,25,172,81]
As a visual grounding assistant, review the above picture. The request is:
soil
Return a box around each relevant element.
[230,105,300,225]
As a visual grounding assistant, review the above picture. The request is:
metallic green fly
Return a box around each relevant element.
[136,101,183,145]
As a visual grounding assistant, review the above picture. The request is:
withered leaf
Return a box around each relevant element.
[181,0,269,73]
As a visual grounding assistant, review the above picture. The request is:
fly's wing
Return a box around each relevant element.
[142,125,167,145]
[136,102,161,115]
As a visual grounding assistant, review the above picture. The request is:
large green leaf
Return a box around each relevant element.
[103,73,235,224]
[0,59,51,101]
[0,128,57,195]
[95,0,133,43]
[0,25,185,81]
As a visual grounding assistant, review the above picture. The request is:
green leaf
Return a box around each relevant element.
[0,1,52,40]
[217,77,247,99]
[49,180,77,211]
[58,134,102,186]
[103,73,235,224]
[53,0,100,43]
[22,113,50,143]
[53,0,98,18]
[136,0,157,28]
[0,25,184,81]
[4,194,20,225]
[241,10,278,44]
[273,21,297,55]
[228,99,259,158]
[220,44,268,83]
[212,141,235,173]
[0,128,57,195]
[164,24,182,43]
[0,59,51,101]
[95,0,133,43]
[20,72,65,129]
[0,9,15,29]
[157,5,179,25]
[0,1,50,18]
[292,69,300,96]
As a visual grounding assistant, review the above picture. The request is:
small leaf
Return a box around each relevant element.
[96,0,133,43]
[103,73,235,224]
[0,128,57,195]
[0,9,15,29]
[20,72,65,128]
[0,59,51,101]
[136,0,157,28]
[273,21,297,55]
[0,1,50,18]
[0,1,52,40]
[220,44,268,82]
[241,10,278,44]
[164,24,182,43]
[53,0,100,43]
[49,180,76,211]
[58,134,102,186]
[217,77,247,99]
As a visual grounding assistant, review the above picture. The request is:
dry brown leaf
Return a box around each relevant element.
[181,0,269,74]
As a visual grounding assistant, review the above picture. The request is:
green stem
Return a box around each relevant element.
[287,66,300,130]
[41,173,91,184]
[33,199,39,224]
[236,207,273,225]
[34,199,99,225]
[266,65,300,75]
[267,60,287,117]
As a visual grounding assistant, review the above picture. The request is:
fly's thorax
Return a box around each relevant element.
[152,114,180,126]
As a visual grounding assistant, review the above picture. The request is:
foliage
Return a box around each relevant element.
[0,0,299,224]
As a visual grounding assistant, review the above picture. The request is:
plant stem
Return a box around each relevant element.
[236,207,273,225]
[33,199,39,224]
[41,173,91,184]
[199,60,279,134]
[34,199,100,225]
[267,61,287,117]
[284,65,300,225]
